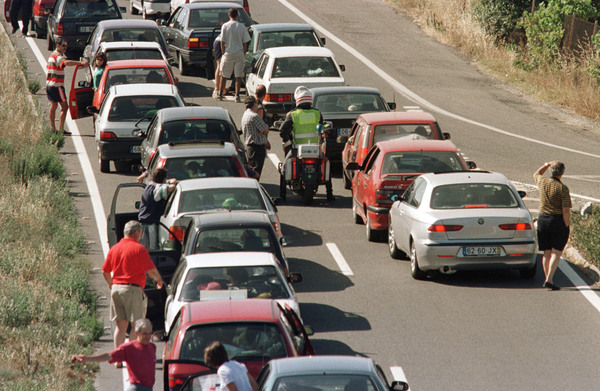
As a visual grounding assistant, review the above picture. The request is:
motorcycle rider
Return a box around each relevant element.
[279,86,334,201]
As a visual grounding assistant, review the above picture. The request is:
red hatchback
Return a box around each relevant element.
[347,139,475,242]
[341,111,450,189]
[161,299,314,391]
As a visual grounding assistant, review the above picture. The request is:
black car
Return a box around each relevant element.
[81,19,170,63]
[310,86,396,162]
[47,0,122,52]
[159,2,252,77]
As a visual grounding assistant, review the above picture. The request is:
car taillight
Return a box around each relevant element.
[99,131,117,140]
[156,157,167,169]
[169,377,185,388]
[375,189,396,205]
[428,224,463,232]
[188,38,208,48]
[265,93,292,102]
[272,221,279,236]
[243,0,249,14]
[291,158,297,180]
[499,223,532,230]
[148,148,157,163]
[303,158,317,164]
[57,23,63,35]
[169,226,185,241]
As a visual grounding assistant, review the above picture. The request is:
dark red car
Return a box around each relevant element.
[161,299,314,391]
[346,139,475,242]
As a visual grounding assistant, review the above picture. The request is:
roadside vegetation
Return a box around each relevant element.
[388,0,600,120]
[0,29,102,390]
[571,207,600,269]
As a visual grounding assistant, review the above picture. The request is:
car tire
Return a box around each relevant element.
[99,152,110,173]
[130,0,139,15]
[519,261,537,278]
[178,52,190,76]
[47,33,53,51]
[366,212,383,242]
[388,221,405,259]
[302,184,314,205]
[352,198,363,224]
[410,241,427,280]
[279,174,286,202]
[343,169,352,189]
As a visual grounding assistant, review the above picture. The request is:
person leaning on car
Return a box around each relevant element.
[534,161,572,291]
[241,96,270,178]
[102,221,165,352]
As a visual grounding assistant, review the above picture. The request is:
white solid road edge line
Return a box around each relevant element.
[268,152,281,168]
[559,261,600,312]
[326,243,353,276]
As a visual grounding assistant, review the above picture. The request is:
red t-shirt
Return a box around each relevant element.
[110,340,156,387]
[102,237,156,288]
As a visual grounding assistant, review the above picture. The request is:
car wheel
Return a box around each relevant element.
[279,174,286,202]
[47,33,53,51]
[410,241,427,280]
[99,151,110,173]
[388,222,406,259]
[343,169,352,189]
[178,52,190,76]
[519,260,537,278]
[302,184,314,205]
[352,198,363,224]
[366,212,383,242]
[130,0,139,15]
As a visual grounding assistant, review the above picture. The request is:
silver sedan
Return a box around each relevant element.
[387,171,537,279]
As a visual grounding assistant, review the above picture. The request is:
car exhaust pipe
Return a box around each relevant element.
[440,266,456,274]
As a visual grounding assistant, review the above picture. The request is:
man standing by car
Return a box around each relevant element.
[534,161,572,290]
[9,0,32,35]
[46,38,88,135]
[219,7,250,102]
[138,167,176,248]
[241,96,270,177]
[102,221,165,352]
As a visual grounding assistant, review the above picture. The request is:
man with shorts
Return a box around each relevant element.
[219,7,250,102]
[102,221,164,352]
[534,161,572,290]
[46,38,87,135]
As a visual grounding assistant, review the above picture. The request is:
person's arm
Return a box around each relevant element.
[221,40,226,54]
[248,373,259,391]
[102,272,113,290]
[279,113,294,143]
[225,383,239,391]
[147,268,164,289]
[64,58,88,67]
[563,207,570,227]
[254,116,269,135]
[72,352,112,363]
[536,161,551,176]
[243,41,249,53]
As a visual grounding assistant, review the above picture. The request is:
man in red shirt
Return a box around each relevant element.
[102,221,164,351]
[73,318,157,391]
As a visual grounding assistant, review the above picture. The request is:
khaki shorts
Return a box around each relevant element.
[220,53,244,78]
[110,284,147,322]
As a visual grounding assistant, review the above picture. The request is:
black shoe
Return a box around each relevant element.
[327,194,335,201]
[544,282,560,290]
[62,130,72,136]
[11,26,18,34]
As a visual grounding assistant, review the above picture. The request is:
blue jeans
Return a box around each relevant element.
[127,383,153,391]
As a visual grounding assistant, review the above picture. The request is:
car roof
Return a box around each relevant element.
[183,2,243,10]
[180,299,280,325]
[268,356,378,376]
[156,106,232,122]
[264,46,334,57]
[310,86,382,96]
[375,139,458,153]
[178,177,260,191]
[184,251,279,268]
[109,83,179,97]
[359,111,437,124]
[420,171,510,186]
[96,19,159,29]
[105,59,170,68]
[100,41,162,50]
[250,23,315,33]
[157,141,237,158]
[190,210,272,227]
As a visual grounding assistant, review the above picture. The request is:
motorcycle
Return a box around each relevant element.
[278,124,331,205]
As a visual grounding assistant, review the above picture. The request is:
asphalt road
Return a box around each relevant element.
[5,0,600,389]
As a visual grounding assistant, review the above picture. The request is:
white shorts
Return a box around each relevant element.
[220,53,245,78]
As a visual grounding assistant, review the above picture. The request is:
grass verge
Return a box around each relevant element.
[0,27,103,390]
[571,207,600,269]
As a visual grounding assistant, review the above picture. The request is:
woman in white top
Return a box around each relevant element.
[204,341,259,391]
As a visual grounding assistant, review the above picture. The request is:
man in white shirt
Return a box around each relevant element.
[219,7,250,102]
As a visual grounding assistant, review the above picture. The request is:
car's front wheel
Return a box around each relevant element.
[410,241,427,280]
[343,169,352,189]
[352,199,363,224]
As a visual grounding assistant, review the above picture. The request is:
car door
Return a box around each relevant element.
[172,8,189,53]
[164,258,188,332]
[343,119,363,166]
[68,64,94,119]
[164,360,218,391]
[140,114,160,168]
[281,304,314,355]
[353,146,379,221]
[162,7,182,58]
[394,178,426,252]
[246,52,268,96]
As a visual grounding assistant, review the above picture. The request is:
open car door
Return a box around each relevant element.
[69,64,94,119]
[4,0,10,22]
[107,182,182,320]
[164,360,218,391]
[281,303,315,356]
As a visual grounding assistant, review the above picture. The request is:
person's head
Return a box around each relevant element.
[256,85,266,101]
[152,168,168,183]
[94,52,108,68]
[124,220,142,241]
[146,70,162,83]
[244,95,258,110]
[56,38,68,53]
[204,341,228,368]
[294,86,313,107]
[134,318,153,345]
[226,267,248,284]
[228,7,238,20]
[550,161,565,178]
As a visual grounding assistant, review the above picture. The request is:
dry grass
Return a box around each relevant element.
[388,0,600,120]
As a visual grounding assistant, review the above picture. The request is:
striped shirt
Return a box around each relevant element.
[46,50,66,87]
[241,108,268,146]
[534,173,572,215]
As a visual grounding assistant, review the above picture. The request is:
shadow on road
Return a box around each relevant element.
[177,81,212,99]
[290,257,353,292]
[309,339,365,356]
[299,302,370,333]
[280,223,323,247]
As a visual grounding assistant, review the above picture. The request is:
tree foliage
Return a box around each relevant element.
[472,0,530,41]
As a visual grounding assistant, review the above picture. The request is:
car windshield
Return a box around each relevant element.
[63,0,120,18]
[104,67,170,93]
[313,93,387,114]
[178,187,266,213]
[272,56,339,78]
[430,183,519,209]
[179,265,289,302]
[188,8,252,28]
[158,119,232,145]
[179,322,287,361]
[101,29,161,44]
[381,151,465,175]
[373,124,434,143]
[273,375,378,391]
[105,48,163,61]
[107,96,178,122]
[256,31,319,51]
[191,227,277,254]
[164,157,240,180]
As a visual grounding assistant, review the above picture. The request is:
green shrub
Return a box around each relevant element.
[28,80,41,94]
[571,206,600,267]
[14,143,65,183]
[472,0,530,41]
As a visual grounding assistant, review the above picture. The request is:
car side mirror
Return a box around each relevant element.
[86,106,99,115]
[443,132,451,140]
[466,161,477,170]
[119,6,126,13]
[157,18,166,26]
[518,190,527,199]
[339,64,345,72]
[288,272,303,283]
[279,236,288,247]
[387,102,396,110]
[390,381,409,391]
[320,37,326,45]
[77,39,86,46]
[132,128,145,137]
[303,325,314,336]
[345,162,360,171]
[78,80,91,88]
[135,201,141,209]
[338,135,348,143]
[272,197,282,205]
[152,331,167,342]
[347,136,354,144]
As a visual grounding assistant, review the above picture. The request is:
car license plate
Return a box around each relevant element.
[131,146,142,153]
[462,246,501,256]
[78,26,94,33]
[304,165,315,174]
[338,128,351,136]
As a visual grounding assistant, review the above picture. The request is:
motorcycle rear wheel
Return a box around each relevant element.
[302,184,315,205]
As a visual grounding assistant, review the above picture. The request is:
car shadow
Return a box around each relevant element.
[299,302,371,333]
[309,339,365,356]
[177,81,213,99]
[280,223,323,247]
[290,257,353,292]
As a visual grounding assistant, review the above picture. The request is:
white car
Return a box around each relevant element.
[164,252,302,332]
[97,41,170,64]
[90,83,185,173]
[130,0,170,19]
[169,0,244,17]
[245,46,346,125]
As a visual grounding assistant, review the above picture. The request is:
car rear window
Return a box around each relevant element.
[430,183,519,209]
[192,228,276,255]
[272,56,339,78]
[164,157,240,180]
[373,124,433,143]
[189,7,251,28]
[178,187,266,213]
[104,67,170,93]
[101,28,161,44]
[381,151,465,175]
[105,48,163,61]
[159,119,232,144]
[63,0,119,18]
[107,96,178,122]
[257,31,319,50]
[273,375,378,391]
[313,93,387,114]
